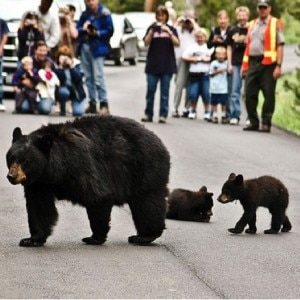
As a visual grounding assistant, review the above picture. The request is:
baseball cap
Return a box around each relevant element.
[257,0,270,7]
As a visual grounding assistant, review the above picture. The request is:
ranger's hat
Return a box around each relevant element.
[257,0,270,7]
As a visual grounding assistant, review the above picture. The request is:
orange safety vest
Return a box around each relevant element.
[242,16,283,70]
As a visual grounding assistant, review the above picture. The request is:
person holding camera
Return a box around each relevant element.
[172,13,200,118]
[54,45,86,117]
[17,11,45,62]
[141,5,179,124]
[77,0,114,115]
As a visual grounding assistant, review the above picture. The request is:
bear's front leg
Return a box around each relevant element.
[228,210,255,234]
[21,185,58,247]
[83,202,113,245]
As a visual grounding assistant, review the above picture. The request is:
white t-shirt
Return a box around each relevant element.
[209,60,228,94]
[182,42,214,73]
[38,69,60,99]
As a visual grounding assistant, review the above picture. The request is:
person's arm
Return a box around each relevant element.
[273,44,284,79]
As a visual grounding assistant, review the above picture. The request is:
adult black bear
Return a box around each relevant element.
[6,115,170,247]
[218,173,292,234]
[166,186,213,222]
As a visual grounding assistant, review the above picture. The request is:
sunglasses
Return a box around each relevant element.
[258,6,268,9]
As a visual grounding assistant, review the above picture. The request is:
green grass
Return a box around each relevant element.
[258,71,300,136]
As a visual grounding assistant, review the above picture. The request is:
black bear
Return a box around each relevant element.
[6,115,170,247]
[166,186,213,222]
[218,173,292,234]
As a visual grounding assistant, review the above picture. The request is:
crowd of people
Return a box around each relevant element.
[0,0,285,132]
[141,0,284,133]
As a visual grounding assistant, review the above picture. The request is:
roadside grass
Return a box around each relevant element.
[258,71,300,136]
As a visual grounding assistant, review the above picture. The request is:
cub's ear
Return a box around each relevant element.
[12,127,23,143]
[206,192,214,198]
[235,174,244,185]
[37,134,53,153]
[228,173,236,180]
[199,186,207,192]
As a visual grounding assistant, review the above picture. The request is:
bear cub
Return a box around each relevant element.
[6,115,170,247]
[218,173,292,234]
[166,186,214,222]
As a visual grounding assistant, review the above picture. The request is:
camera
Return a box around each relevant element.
[153,22,162,32]
[87,23,96,31]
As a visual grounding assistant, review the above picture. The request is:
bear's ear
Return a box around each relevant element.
[199,186,207,192]
[207,192,214,198]
[228,173,236,180]
[12,127,23,143]
[37,134,53,153]
[235,174,244,185]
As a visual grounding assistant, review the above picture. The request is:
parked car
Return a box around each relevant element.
[106,14,138,66]
[124,12,155,59]
[0,0,85,95]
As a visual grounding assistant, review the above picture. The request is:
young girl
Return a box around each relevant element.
[182,28,214,120]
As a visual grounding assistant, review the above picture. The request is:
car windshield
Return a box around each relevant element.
[125,13,155,30]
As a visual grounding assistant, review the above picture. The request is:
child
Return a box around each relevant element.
[209,46,228,124]
[182,28,214,120]
[37,60,60,101]
[12,56,40,114]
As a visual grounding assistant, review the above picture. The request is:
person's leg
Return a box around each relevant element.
[230,65,243,121]
[80,44,96,112]
[159,73,172,119]
[244,60,261,127]
[38,98,53,115]
[200,74,211,120]
[173,59,186,114]
[56,86,70,116]
[260,64,277,127]
[93,56,109,113]
[0,57,5,111]
[72,97,86,117]
[143,74,159,119]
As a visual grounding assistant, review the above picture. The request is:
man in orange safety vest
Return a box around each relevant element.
[241,0,284,133]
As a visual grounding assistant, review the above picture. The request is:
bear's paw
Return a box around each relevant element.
[228,228,243,234]
[19,238,45,247]
[82,236,106,245]
[128,235,159,245]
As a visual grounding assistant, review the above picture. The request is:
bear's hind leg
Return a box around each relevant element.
[281,215,292,232]
[264,208,283,234]
[83,202,113,245]
[128,193,166,245]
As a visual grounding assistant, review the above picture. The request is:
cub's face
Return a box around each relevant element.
[197,186,214,220]
[6,128,49,186]
[217,173,244,204]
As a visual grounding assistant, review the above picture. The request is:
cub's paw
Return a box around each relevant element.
[82,236,106,245]
[19,238,45,247]
[281,227,292,233]
[245,228,257,234]
[128,235,158,245]
[228,228,243,234]
[264,229,279,234]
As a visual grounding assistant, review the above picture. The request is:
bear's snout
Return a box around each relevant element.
[7,163,27,185]
[217,194,230,204]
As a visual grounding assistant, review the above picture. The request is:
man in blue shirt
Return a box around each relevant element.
[77,0,113,114]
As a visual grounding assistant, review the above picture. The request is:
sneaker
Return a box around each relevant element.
[0,104,6,112]
[221,116,229,124]
[212,117,218,124]
[181,108,189,118]
[141,115,153,122]
[188,111,197,119]
[204,112,211,121]
[99,106,109,115]
[158,116,167,123]
[85,104,97,114]
[172,110,180,118]
[229,118,239,125]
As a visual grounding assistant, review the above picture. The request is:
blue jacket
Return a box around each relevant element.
[77,4,114,58]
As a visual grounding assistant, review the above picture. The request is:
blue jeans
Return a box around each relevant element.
[230,65,243,120]
[56,86,85,116]
[80,43,108,106]
[21,98,53,115]
[145,73,172,118]
[188,74,210,105]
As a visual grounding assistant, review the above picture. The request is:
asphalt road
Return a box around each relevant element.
[0,45,299,299]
